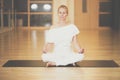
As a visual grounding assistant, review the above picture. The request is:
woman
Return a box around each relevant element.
[41,5,84,67]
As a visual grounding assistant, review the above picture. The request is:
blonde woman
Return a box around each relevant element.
[42,5,84,67]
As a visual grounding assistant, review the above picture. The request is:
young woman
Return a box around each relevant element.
[41,5,84,67]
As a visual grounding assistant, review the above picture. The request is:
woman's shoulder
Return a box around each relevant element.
[49,24,58,29]
[49,22,77,30]
[69,23,77,27]
[67,23,78,29]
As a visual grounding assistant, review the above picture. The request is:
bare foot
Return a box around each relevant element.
[46,62,56,67]
[73,63,76,66]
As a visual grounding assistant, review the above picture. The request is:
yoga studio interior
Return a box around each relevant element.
[0,0,120,80]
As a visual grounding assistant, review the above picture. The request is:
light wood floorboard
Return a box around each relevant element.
[0,28,120,80]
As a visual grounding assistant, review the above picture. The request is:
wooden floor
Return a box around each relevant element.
[0,28,120,80]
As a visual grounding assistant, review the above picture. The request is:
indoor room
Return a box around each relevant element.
[0,0,120,80]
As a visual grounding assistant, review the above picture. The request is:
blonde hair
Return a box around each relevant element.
[58,5,68,14]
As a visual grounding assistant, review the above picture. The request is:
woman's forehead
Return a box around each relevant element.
[58,8,67,11]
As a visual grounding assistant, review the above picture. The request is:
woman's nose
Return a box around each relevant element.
[61,13,64,16]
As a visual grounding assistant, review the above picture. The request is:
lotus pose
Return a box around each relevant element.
[41,5,84,67]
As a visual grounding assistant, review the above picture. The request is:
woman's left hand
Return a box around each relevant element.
[78,48,84,54]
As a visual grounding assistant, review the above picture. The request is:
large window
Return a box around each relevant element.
[14,0,28,12]
[30,3,52,12]
[30,0,53,27]
[16,14,28,26]
[99,0,113,27]
[14,0,53,28]
[0,0,13,28]
[30,14,52,27]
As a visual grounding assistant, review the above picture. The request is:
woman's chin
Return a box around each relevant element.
[59,18,66,21]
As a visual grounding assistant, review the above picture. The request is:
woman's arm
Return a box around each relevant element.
[42,43,53,53]
[72,35,84,53]
[43,25,54,53]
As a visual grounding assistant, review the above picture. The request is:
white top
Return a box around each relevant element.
[42,24,84,66]
[46,24,79,43]
[45,24,79,53]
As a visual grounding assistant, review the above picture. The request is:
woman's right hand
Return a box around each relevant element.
[42,49,47,54]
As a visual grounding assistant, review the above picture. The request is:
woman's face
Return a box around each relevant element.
[58,8,68,20]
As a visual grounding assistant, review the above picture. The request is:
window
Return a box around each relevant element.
[99,0,113,27]
[30,0,53,27]
[14,0,53,28]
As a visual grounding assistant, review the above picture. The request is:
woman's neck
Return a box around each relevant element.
[58,20,67,25]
